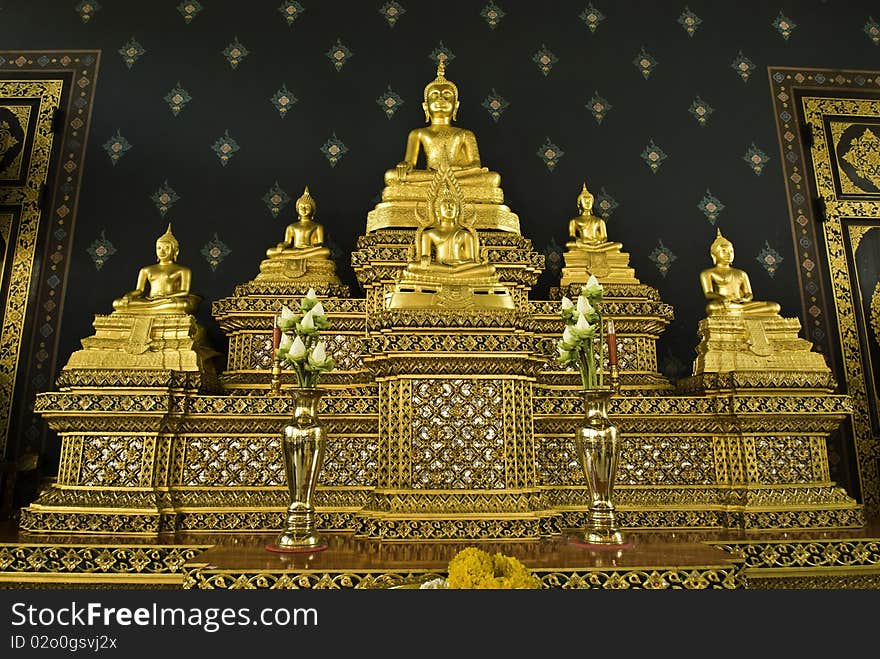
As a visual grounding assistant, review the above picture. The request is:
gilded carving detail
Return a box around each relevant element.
[841,126,880,190]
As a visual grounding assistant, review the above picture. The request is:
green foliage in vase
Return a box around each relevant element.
[275,288,335,388]
[556,275,606,389]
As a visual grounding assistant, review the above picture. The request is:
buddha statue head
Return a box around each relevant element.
[423,60,459,123]
[156,224,180,263]
[576,183,595,215]
[710,228,735,266]
[435,186,461,224]
[295,186,317,220]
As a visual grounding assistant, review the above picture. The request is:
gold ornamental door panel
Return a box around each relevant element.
[797,91,880,515]
[0,79,63,460]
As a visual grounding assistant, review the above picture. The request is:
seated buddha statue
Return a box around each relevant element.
[112,224,201,315]
[566,183,622,252]
[384,61,499,191]
[387,169,513,310]
[689,228,830,381]
[266,186,331,260]
[700,229,781,317]
[403,188,496,280]
[255,186,340,287]
[368,62,519,233]
[559,182,637,287]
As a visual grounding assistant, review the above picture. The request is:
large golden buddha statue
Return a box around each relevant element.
[367,62,519,233]
[559,182,638,286]
[386,168,513,310]
[254,186,340,286]
[112,224,201,315]
[700,229,781,317]
[691,229,829,379]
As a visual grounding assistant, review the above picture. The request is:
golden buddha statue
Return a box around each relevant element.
[266,186,331,260]
[384,61,499,190]
[403,189,496,279]
[112,224,201,315]
[700,229,781,317]
[566,183,622,251]
[691,229,829,380]
[367,63,519,233]
[254,186,340,286]
[66,224,219,378]
[559,182,638,286]
[387,168,513,310]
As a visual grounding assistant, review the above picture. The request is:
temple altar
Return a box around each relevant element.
[3,63,875,589]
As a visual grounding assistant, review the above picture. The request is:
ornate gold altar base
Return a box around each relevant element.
[3,522,880,589]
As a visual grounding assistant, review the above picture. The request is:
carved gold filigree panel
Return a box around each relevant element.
[0,79,62,458]
[411,379,505,489]
[179,436,285,487]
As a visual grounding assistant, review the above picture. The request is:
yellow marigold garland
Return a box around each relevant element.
[445,547,540,589]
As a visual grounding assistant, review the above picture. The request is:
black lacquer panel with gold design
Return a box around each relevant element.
[773,80,880,516]
[844,222,880,436]
[825,116,880,199]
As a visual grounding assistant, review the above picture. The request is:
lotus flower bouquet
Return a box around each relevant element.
[274,288,335,388]
[556,275,615,389]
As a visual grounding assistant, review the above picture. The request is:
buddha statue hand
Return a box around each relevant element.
[396,161,412,182]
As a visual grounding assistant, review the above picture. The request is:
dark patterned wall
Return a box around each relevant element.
[1,0,878,385]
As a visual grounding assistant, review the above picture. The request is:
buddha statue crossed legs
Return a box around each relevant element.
[404,190,496,280]
[112,224,201,315]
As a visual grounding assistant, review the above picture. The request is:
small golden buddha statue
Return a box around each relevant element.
[559,182,638,287]
[566,183,622,251]
[112,224,200,315]
[253,186,340,287]
[690,228,830,381]
[403,187,496,279]
[700,229,781,317]
[266,186,331,260]
[387,168,513,310]
[368,62,519,233]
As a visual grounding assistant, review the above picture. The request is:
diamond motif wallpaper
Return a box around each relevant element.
[1,0,878,391]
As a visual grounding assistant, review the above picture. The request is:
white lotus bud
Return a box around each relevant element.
[280,304,296,322]
[299,309,315,331]
[278,332,293,351]
[289,335,307,360]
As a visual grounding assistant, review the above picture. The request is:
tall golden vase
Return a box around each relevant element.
[576,389,626,546]
[270,387,328,552]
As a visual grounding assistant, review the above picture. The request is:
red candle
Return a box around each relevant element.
[272,316,281,351]
[606,318,618,367]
